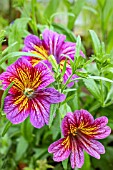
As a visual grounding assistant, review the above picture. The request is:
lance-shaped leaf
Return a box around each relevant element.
[83,79,101,100]
[89,30,101,56]
[2,121,12,137]
[1,82,14,111]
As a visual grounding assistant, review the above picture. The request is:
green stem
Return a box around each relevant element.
[61,74,73,92]
[100,80,104,104]
[100,70,104,105]
[104,101,113,107]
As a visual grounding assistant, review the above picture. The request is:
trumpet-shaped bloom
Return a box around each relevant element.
[0,58,65,128]
[22,29,85,87]
[48,109,111,169]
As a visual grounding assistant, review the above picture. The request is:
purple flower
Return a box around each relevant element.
[22,29,85,87]
[0,58,65,128]
[48,109,111,169]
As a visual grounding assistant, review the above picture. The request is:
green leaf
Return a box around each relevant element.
[67,0,85,30]
[103,0,113,31]
[15,136,28,161]
[89,101,101,113]
[75,36,81,58]
[2,42,18,56]
[73,36,82,71]
[52,23,77,42]
[92,146,113,170]
[44,0,60,20]
[80,152,91,170]
[70,59,74,71]
[0,52,43,65]
[21,118,34,143]
[104,85,113,104]
[83,79,101,100]
[48,55,58,72]
[7,17,30,52]
[88,75,113,83]
[89,30,101,55]
[62,158,68,170]
[0,62,7,71]
[97,0,106,7]
[33,148,48,159]
[68,88,80,111]
[0,82,14,111]
[76,71,88,78]
[108,119,113,130]
[0,30,6,49]
[62,93,76,104]
[83,6,98,15]
[107,29,113,52]
[60,103,71,118]
[63,88,77,93]
[49,104,58,127]
[51,110,61,140]
[2,121,12,137]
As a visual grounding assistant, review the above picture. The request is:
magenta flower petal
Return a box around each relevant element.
[24,34,42,51]
[29,88,65,128]
[70,140,84,168]
[0,72,13,91]
[78,134,105,159]
[80,116,111,139]
[59,41,85,60]
[73,109,94,126]
[23,34,49,64]
[34,62,54,89]
[4,94,29,124]
[61,112,75,137]
[36,88,65,103]
[48,138,71,162]
[29,98,50,128]
[95,116,108,127]
[42,29,66,62]
[59,42,76,60]
[93,126,111,139]
[0,58,33,94]
[91,116,111,139]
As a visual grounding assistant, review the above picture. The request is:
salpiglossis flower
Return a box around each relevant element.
[0,58,65,128]
[22,29,85,87]
[48,109,111,169]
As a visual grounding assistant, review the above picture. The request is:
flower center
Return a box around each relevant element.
[70,125,78,136]
[24,88,34,98]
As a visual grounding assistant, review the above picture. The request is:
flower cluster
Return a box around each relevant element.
[0,29,111,169]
